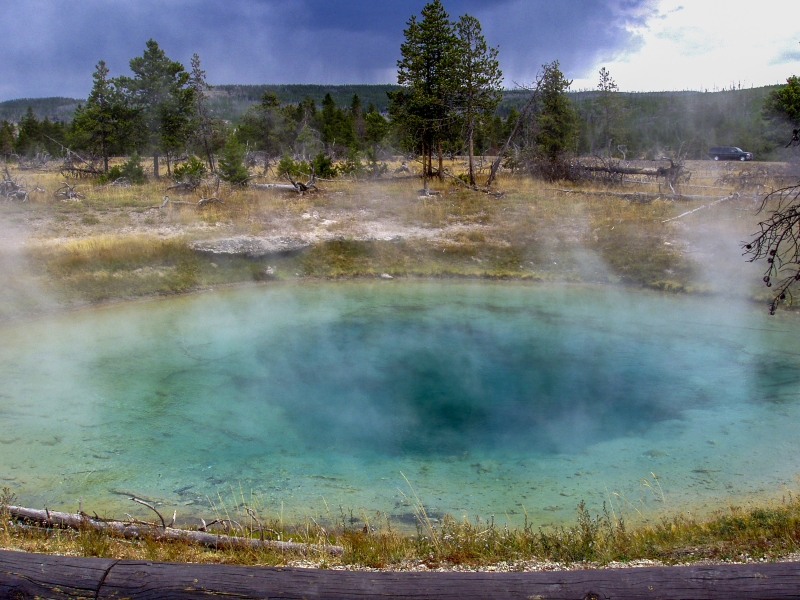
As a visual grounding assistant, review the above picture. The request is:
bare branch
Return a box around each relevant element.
[130,496,167,530]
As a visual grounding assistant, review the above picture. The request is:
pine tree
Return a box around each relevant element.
[453,14,502,185]
[217,138,250,185]
[350,94,365,144]
[763,75,800,127]
[595,67,624,158]
[536,62,578,161]
[0,120,15,159]
[72,61,135,172]
[14,107,40,157]
[238,91,296,157]
[364,104,389,152]
[392,0,458,177]
[118,39,195,178]
[320,93,356,151]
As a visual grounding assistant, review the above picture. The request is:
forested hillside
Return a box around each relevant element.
[0,97,81,123]
[3,84,786,161]
[208,85,402,119]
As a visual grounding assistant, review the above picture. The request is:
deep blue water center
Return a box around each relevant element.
[1,281,799,527]
[263,311,683,456]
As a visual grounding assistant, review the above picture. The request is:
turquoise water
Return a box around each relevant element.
[2,281,800,528]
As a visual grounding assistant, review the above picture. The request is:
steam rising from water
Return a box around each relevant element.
[1,281,799,527]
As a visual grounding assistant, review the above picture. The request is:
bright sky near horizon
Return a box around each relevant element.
[0,0,797,102]
[569,1,800,92]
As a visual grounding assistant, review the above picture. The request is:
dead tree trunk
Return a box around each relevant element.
[5,505,341,555]
[486,75,544,188]
[468,124,475,186]
[438,138,443,180]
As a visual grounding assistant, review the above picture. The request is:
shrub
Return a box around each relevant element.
[217,140,250,186]
[173,155,207,180]
[99,153,147,185]
[277,154,310,178]
[312,152,338,178]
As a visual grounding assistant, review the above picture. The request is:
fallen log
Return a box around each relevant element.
[5,505,342,555]
[662,195,736,223]
[543,188,733,203]
[251,182,302,191]
[197,196,224,207]
[1,549,800,600]
[149,195,225,209]
[251,171,319,194]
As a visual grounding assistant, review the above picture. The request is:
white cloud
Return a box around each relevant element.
[569,0,800,92]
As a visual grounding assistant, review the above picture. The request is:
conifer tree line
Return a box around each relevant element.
[1,1,797,180]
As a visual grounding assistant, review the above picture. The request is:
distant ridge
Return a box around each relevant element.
[0,97,81,123]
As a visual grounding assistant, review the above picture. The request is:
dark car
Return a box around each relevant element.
[708,146,753,161]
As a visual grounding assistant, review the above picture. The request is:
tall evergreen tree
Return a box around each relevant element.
[217,138,250,185]
[118,39,195,178]
[392,0,458,177]
[364,104,389,152]
[320,93,356,151]
[237,91,296,157]
[535,61,578,161]
[0,121,15,159]
[350,94,365,144]
[595,67,624,158]
[14,107,41,157]
[453,14,502,185]
[72,61,135,172]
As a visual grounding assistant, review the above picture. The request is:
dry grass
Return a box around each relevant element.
[4,483,800,569]
[0,158,782,312]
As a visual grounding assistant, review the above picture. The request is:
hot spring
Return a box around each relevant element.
[1,281,799,528]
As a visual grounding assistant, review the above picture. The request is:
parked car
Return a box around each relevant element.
[708,146,753,161]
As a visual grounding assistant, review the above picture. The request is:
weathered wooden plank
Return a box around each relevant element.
[0,549,115,599]
[97,560,800,600]
[3,550,800,600]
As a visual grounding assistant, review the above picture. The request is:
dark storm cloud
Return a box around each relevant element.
[0,0,658,102]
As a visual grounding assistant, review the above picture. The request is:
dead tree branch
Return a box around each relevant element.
[661,195,736,222]
[1,168,29,202]
[129,496,167,530]
[744,182,800,314]
[543,188,730,203]
[54,181,84,200]
[486,74,545,188]
[4,504,343,555]
[251,171,319,194]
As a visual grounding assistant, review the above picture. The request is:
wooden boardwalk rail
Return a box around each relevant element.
[1,549,800,599]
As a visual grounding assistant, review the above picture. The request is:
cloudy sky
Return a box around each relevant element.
[1,0,798,102]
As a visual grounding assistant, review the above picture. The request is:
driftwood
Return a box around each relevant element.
[1,167,29,202]
[578,158,690,193]
[2,549,800,600]
[251,182,305,191]
[252,171,318,194]
[54,181,84,200]
[166,180,197,192]
[662,195,736,223]
[198,196,224,207]
[149,195,225,209]
[5,505,342,555]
